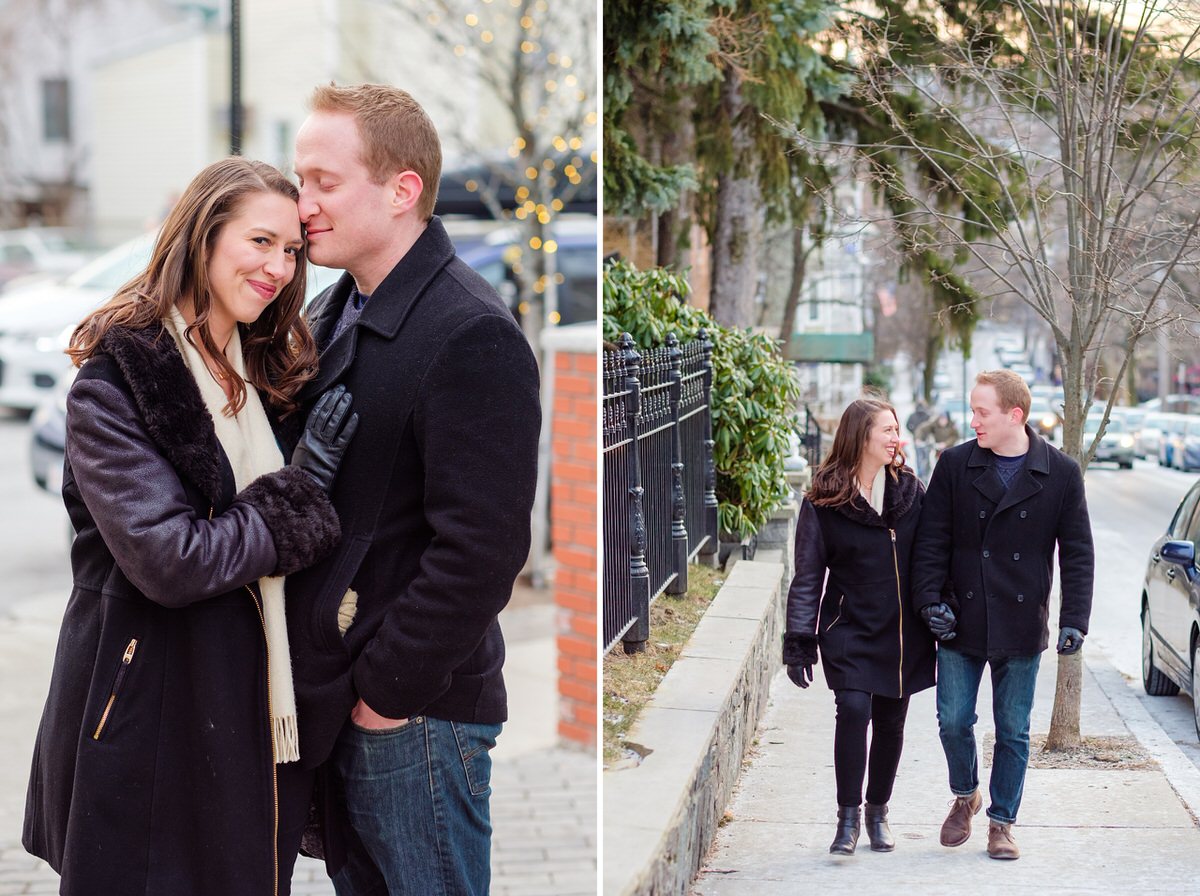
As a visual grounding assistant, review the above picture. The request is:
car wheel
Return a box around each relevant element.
[1193,640,1200,741]
[1142,605,1180,696]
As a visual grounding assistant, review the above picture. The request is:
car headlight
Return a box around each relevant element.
[1119,435,1134,448]
[1040,413,1057,428]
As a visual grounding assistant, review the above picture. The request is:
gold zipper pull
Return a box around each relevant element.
[122,639,138,663]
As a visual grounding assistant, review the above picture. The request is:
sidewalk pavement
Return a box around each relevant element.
[693,648,1200,894]
[0,587,595,896]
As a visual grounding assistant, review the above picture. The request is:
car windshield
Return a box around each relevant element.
[65,236,154,291]
[1084,416,1124,434]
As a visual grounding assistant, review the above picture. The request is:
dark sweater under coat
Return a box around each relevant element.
[283,217,541,770]
[910,425,1094,657]
[784,468,936,699]
[23,323,341,896]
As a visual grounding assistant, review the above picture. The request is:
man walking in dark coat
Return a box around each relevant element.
[289,84,540,895]
[912,369,1093,861]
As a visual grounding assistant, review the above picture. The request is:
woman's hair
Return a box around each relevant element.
[807,398,910,507]
[68,157,317,415]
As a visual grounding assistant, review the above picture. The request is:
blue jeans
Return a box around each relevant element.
[935,646,1040,825]
[330,716,502,896]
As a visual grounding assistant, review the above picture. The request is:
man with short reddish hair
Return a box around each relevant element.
[912,369,1093,861]
[289,83,540,895]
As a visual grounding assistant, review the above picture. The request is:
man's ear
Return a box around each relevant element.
[390,170,424,216]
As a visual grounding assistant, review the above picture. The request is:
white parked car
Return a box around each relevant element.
[0,232,341,413]
[0,227,96,293]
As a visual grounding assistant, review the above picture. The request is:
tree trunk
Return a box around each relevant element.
[656,94,695,270]
[1044,651,1083,751]
[709,69,763,329]
[779,228,808,350]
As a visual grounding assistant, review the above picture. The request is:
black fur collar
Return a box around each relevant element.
[99,323,227,506]
[835,468,921,528]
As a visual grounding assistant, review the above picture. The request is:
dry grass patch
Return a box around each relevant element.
[980,733,1157,770]
[603,563,724,767]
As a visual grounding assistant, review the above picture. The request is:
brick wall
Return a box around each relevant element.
[545,323,598,750]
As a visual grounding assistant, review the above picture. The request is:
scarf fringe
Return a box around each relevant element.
[274,714,300,764]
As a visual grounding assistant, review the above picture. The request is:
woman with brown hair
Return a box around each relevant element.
[782,397,936,856]
[23,157,357,895]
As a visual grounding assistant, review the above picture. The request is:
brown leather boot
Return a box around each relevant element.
[863,803,895,852]
[829,805,860,855]
[939,790,982,847]
[987,821,1020,860]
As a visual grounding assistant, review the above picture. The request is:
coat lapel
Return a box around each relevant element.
[298,218,457,403]
[99,323,228,507]
[994,426,1051,514]
[968,442,1005,506]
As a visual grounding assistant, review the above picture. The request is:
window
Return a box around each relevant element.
[42,79,70,142]
[1170,485,1200,539]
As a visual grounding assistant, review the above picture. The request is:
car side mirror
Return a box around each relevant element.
[1161,539,1197,576]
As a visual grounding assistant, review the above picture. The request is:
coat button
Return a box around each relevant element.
[966,591,974,599]
[1017,594,1025,602]
[979,510,986,518]
[983,550,990,558]
[1013,552,1020,560]
[1020,510,1027,518]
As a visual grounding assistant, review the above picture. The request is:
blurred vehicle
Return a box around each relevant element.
[1142,394,1200,415]
[1029,397,1062,441]
[29,365,74,491]
[0,227,96,293]
[2,232,341,414]
[457,218,597,327]
[1139,479,1200,737]
[1159,413,1191,468]
[1138,412,1170,460]
[1008,362,1036,384]
[1083,412,1135,469]
[1163,417,1200,472]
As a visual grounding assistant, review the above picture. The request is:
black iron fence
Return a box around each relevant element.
[603,331,718,655]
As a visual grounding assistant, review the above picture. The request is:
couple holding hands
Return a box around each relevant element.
[23,84,540,896]
[784,371,1093,862]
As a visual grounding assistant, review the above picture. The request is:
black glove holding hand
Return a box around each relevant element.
[787,663,814,689]
[921,602,958,641]
[292,385,358,495]
[1057,627,1085,655]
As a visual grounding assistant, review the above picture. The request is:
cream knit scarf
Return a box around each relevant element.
[165,307,300,764]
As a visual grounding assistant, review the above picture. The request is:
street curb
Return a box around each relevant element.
[1086,649,1200,823]
[602,558,785,896]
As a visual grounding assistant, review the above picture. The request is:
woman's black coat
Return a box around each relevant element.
[23,323,341,896]
[784,469,936,698]
[910,425,1094,657]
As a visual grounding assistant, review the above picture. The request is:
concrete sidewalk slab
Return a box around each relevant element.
[694,650,1200,895]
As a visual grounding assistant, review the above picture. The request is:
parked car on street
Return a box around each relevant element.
[1029,396,1062,441]
[1159,414,1191,468]
[1083,412,1135,469]
[1167,417,1200,472]
[1140,479,1200,737]
[457,218,597,327]
[0,227,96,293]
[1138,412,1170,460]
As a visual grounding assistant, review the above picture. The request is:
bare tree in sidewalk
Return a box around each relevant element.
[840,0,1200,749]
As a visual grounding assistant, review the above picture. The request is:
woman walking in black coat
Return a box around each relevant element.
[23,158,357,896]
[783,398,936,855]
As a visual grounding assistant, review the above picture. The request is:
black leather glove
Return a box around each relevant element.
[1057,627,1085,655]
[921,602,958,641]
[292,385,358,494]
[787,663,814,689]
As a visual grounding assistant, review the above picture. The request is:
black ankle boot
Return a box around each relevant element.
[864,802,895,852]
[829,805,860,855]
